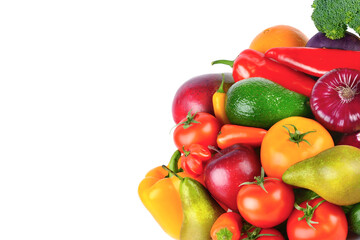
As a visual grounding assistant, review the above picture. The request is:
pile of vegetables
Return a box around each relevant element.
[138,1,360,239]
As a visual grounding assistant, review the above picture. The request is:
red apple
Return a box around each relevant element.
[204,144,261,211]
[172,73,234,123]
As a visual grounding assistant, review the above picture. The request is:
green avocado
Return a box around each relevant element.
[225,77,312,129]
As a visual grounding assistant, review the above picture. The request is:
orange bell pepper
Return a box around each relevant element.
[138,150,204,239]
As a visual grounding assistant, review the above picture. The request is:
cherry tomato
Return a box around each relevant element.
[173,111,221,151]
[260,116,334,179]
[210,212,242,240]
[287,198,348,240]
[236,174,294,228]
[240,227,285,240]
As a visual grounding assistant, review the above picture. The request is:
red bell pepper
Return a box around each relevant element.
[212,49,316,97]
[180,143,211,177]
[265,47,360,77]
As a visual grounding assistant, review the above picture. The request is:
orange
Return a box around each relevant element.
[249,25,308,53]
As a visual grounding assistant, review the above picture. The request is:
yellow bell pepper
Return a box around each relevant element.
[138,150,183,239]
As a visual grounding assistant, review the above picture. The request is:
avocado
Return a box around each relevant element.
[225,77,312,129]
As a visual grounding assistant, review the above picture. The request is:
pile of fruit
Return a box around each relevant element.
[138,1,360,240]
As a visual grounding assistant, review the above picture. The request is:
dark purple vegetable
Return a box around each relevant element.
[337,131,360,149]
[306,31,360,51]
[310,68,360,133]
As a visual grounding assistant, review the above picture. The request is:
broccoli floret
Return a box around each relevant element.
[311,0,360,39]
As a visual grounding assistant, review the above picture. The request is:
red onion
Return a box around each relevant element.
[310,68,360,133]
[337,131,360,148]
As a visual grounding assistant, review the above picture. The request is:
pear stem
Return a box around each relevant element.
[162,165,184,181]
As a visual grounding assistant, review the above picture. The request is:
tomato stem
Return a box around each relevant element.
[241,227,279,240]
[239,168,279,193]
[294,199,326,230]
[178,110,200,129]
[283,124,316,147]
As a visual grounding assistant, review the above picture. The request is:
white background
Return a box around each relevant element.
[0,0,333,239]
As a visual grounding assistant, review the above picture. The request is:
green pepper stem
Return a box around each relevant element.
[211,59,234,68]
[217,74,226,93]
[168,150,181,177]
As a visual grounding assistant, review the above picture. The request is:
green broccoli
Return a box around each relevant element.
[311,0,360,39]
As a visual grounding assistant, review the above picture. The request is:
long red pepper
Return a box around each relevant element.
[216,124,267,149]
[265,47,360,77]
[212,49,316,97]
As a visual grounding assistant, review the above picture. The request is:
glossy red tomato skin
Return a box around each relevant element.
[287,198,348,240]
[173,112,221,151]
[236,178,294,228]
[240,228,285,240]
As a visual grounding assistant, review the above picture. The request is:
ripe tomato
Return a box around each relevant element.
[173,111,221,151]
[260,116,334,179]
[287,198,348,240]
[236,175,294,228]
[240,227,285,240]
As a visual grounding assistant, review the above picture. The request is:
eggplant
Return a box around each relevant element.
[306,31,360,51]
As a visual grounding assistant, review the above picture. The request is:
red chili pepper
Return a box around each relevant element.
[212,49,316,97]
[265,47,360,77]
[180,143,212,177]
[217,124,268,149]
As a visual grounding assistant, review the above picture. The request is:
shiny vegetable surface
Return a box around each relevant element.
[261,116,334,179]
[212,49,316,97]
[173,111,221,151]
[265,47,360,77]
[236,169,294,228]
[210,212,242,240]
[310,68,360,133]
[287,198,348,240]
[217,124,267,149]
[241,227,285,240]
[180,143,211,177]
[212,74,230,125]
[138,151,183,239]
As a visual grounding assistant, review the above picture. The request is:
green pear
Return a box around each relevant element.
[179,177,225,240]
[282,145,360,206]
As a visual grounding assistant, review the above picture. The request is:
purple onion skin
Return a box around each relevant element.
[306,31,360,51]
[310,68,360,133]
[337,131,360,149]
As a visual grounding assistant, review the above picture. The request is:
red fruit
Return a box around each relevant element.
[310,68,360,133]
[172,73,234,123]
[237,175,294,228]
[204,144,261,211]
[287,198,348,240]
